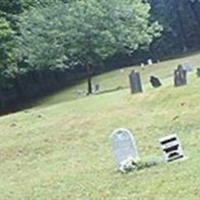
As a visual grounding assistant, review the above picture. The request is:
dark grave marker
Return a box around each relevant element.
[159,134,186,163]
[150,76,162,88]
[129,71,143,94]
[174,65,187,87]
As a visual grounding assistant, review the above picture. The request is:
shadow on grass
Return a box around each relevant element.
[136,160,161,171]
[95,86,128,95]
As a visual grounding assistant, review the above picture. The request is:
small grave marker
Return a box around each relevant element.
[76,90,86,98]
[147,59,153,65]
[129,70,143,94]
[92,84,100,94]
[174,65,187,87]
[150,76,162,88]
[159,134,186,163]
[140,63,145,68]
[111,128,139,172]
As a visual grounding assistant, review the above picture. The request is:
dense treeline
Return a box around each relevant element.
[149,0,200,58]
[0,0,82,112]
[0,0,199,113]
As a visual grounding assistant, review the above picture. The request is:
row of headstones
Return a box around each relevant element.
[111,128,186,173]
[77,63,197,96]
[141,59,154,67]
[129,64,198,94]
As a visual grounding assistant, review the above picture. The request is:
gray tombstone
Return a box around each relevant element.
[129,71,143,94]
[159,134,186,163]
[111,128,139,172]
[174,65,187,87]
[93,84,100,94]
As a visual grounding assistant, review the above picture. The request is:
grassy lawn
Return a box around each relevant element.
[0,52,200,199]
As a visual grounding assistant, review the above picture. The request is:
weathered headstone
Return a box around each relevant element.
[93,84,100,94]
[76,90,86,98]
[197,68,200,77]
[111,128,139,172]
[140,63,145,68]
[150,76,162,88]
[159,134,185,162]
[129,71,143,94]
[174,65,187,87]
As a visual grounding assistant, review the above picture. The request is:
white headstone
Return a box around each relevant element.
[111,128,139,172]
[147,59,153,65]
[182,62,193,72]
[159,134,185,162]
[140,63,145,68]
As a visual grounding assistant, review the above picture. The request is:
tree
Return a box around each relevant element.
[0,17,14,68]
[149,0,200,57]
[18,0,162,94]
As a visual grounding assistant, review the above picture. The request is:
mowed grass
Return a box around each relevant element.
[0,52,200,199]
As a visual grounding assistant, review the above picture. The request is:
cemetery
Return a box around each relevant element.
[0,52,200,199]
[1,0,200,198]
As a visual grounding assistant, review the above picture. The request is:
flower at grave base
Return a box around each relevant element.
[119,156,138,173]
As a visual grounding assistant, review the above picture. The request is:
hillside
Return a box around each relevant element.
[35,52,200,108]
[0,53,200,199]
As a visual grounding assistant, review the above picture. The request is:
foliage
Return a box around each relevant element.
[17,0,161,93]
[149,0,200,57]
[0,17,14,68]
[18,0,161,70]
[0,0,67,77]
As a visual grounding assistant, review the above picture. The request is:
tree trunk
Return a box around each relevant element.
[190,1,200,27]
[86,63,93,95]
[87,75,92,95]
[176,1,188,52]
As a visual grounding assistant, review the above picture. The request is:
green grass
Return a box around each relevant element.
[0,52,200,199]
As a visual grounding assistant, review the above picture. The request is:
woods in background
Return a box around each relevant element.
[150,0,200,57]
[0,0,200,111]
